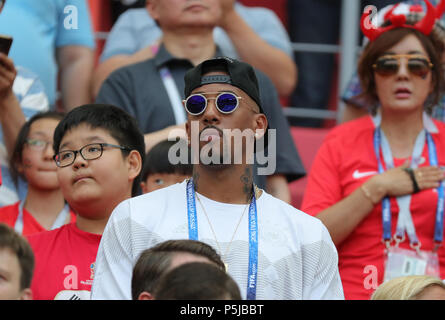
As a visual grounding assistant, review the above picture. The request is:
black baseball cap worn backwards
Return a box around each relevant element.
[184,57,269,149]
[184,56,264,114]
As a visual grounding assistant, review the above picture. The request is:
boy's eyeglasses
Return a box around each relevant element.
[25,138,52,151]
[373,54,433,78]
[183,92,244,116]
[53,143,130,168]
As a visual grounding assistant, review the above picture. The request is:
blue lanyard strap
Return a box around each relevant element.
[186,178,258,300]
[373,128,444,247]
[426,133,445,244]
[374,129,392,242]
[186,178,198,240]
[247,189,258,300]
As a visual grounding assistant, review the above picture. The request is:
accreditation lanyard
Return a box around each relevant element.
[14,201,70,235]
[186,178,259,300]
[374,128,445,247]
[159,67,187,125]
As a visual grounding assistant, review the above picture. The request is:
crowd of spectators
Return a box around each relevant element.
[0,0,444,301]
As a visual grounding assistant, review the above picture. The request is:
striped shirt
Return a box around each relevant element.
[91,181,344,300]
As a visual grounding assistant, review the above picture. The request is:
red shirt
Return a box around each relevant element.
[27,222,102,300]
[302,116,445,300]
[0,201,76,236]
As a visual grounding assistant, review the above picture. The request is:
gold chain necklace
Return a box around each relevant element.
[195,185,259,271]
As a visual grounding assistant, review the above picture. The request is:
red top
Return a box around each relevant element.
[0,201,76,236]
[27,222,102,300]
[302,116,445,300]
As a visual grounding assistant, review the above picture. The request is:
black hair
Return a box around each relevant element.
[153,262,241,300]
[9,111,65,187]
[141,139,192,181]
[0,223,34,291]
[131,239,225,299]
[52,104,145,196]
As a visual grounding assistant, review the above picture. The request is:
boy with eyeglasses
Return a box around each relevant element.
[27,104,144,300]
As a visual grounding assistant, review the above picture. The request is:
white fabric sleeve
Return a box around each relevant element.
[304,221,345,300]
[14,67,49,114]
[91,200,134,300]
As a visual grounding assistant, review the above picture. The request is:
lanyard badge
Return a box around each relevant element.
[384,246,440,281]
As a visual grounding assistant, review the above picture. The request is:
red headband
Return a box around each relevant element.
[361,0,445,42]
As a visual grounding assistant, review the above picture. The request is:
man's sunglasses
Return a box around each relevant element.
[183,92,243,116]
[372,54,433,77]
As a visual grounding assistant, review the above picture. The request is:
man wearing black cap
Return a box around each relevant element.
[91,57,344,300]
[95,0,304,203]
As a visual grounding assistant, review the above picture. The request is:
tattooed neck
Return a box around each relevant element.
[192,171,200,192]
[240,166,254,203]
[192,166,254,204]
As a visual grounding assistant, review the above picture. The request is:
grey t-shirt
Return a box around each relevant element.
[100,3,294,62]
[96,45,305,188]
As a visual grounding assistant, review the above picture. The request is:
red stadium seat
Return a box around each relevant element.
[87,0,112,65]
[288,126,331,209]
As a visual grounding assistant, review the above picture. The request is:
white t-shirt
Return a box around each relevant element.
[91,180,344,300]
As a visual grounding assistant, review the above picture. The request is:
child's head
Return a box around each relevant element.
[53,104,145,216]
[153,262,241,300]
[132,239,225,300]
[140,139,192,193]
[371,275,445,300]
[9,111,65,190]
[0,223,34,300]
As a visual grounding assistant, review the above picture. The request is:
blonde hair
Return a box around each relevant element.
[371,275,445,300]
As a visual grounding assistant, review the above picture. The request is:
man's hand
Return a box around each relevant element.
[215,0,297,97]
[218,0,237,29]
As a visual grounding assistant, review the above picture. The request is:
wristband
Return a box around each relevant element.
[403,167,420,193]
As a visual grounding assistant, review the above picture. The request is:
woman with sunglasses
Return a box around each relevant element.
[302,1,445,300]
[342,1,445,123]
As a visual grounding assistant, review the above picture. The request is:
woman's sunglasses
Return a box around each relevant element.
[372,54,433,78]
[183,92,243,116]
